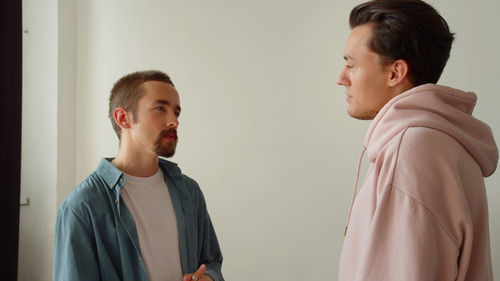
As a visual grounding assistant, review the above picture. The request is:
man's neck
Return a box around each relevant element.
[112,148,160,177]
[393,80,415,97]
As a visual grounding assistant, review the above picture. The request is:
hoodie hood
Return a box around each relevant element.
[364,84,498,177]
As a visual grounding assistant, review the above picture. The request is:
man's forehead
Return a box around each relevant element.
[140,81,180,103]
[343,25,375,59]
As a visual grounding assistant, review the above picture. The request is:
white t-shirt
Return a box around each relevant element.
[120,169,183,281]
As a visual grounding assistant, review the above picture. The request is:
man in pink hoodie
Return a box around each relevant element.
[336,1,498,280]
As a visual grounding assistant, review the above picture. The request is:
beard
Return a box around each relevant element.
[154,129,178,158]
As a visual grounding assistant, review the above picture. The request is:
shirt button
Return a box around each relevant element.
[115,199,118,204]
[119,178,123,183]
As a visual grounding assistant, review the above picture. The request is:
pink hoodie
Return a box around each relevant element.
[339,84,498,281]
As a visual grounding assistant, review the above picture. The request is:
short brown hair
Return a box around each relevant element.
[349,0,454,86]
[109,70,174,139]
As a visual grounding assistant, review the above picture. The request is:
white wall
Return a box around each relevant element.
[20,0,500,280]
[56,0,77,207]
[19,0,76,280]
[19,0,58,280]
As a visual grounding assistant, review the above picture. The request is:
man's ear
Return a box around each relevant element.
[113,107,132,130]
[387,59,409,87]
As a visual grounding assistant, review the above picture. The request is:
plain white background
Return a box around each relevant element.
[19,0,500,280]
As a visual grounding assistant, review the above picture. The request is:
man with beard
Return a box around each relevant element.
[54,70,224,281]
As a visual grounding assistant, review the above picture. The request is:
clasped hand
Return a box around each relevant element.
[183,264,213,281]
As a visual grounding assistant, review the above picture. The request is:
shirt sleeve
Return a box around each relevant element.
[184,176,224,281]
[350,186,460,281]
[54,204,101,281]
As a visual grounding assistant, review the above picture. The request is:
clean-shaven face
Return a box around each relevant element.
[337,24,394,120]
[130,81,181,158]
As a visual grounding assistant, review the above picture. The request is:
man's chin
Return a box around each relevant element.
[347,108,375,120]
[157,152,175,158]
[155,145,177,158]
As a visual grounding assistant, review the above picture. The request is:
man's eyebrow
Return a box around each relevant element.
[153,100,181,111]
[153,99,169,105]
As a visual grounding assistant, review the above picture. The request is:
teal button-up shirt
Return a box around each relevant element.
[54,158,224,281]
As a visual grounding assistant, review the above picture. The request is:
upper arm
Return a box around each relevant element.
[183,175,224,281]
[360,127,469,280]
[354,186,459,281]
[54,203,100,281]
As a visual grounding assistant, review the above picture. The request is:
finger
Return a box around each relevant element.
[191,264,207,280]
[183,274,193,281]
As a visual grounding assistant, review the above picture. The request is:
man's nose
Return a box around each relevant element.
[167,114,179,128]
[336,69,350,86]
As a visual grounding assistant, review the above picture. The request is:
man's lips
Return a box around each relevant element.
[346,94,353,103]
[164,131,178,141]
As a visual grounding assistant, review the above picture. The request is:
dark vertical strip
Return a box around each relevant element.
[0,0,22,280]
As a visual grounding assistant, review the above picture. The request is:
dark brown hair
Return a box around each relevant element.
[109,70,174,139]
[349,0,454,86]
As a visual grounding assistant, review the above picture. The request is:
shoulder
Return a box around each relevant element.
[401,126,460,149]
[396,127,465,168]
[183,174,201,191]
[387,127,480,246]
[59,171,110,218]
[391,126,472,207]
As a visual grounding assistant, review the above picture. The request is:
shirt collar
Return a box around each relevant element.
[95,157,182,189]
[96,158,123,189]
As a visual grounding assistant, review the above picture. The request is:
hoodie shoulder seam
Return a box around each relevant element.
[387,127,408,187]
[390,184,460,248]
[390,128,460,248]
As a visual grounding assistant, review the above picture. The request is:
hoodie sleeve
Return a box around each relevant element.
[349,185,461,281]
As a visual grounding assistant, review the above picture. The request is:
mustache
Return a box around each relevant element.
[160,128,178,139]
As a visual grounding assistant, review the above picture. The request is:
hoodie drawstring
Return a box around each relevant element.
[345,146,367,236]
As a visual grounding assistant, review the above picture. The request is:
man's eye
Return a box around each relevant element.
[174,111,180,117]
[155,106,165,111]
[346,64,353,69]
